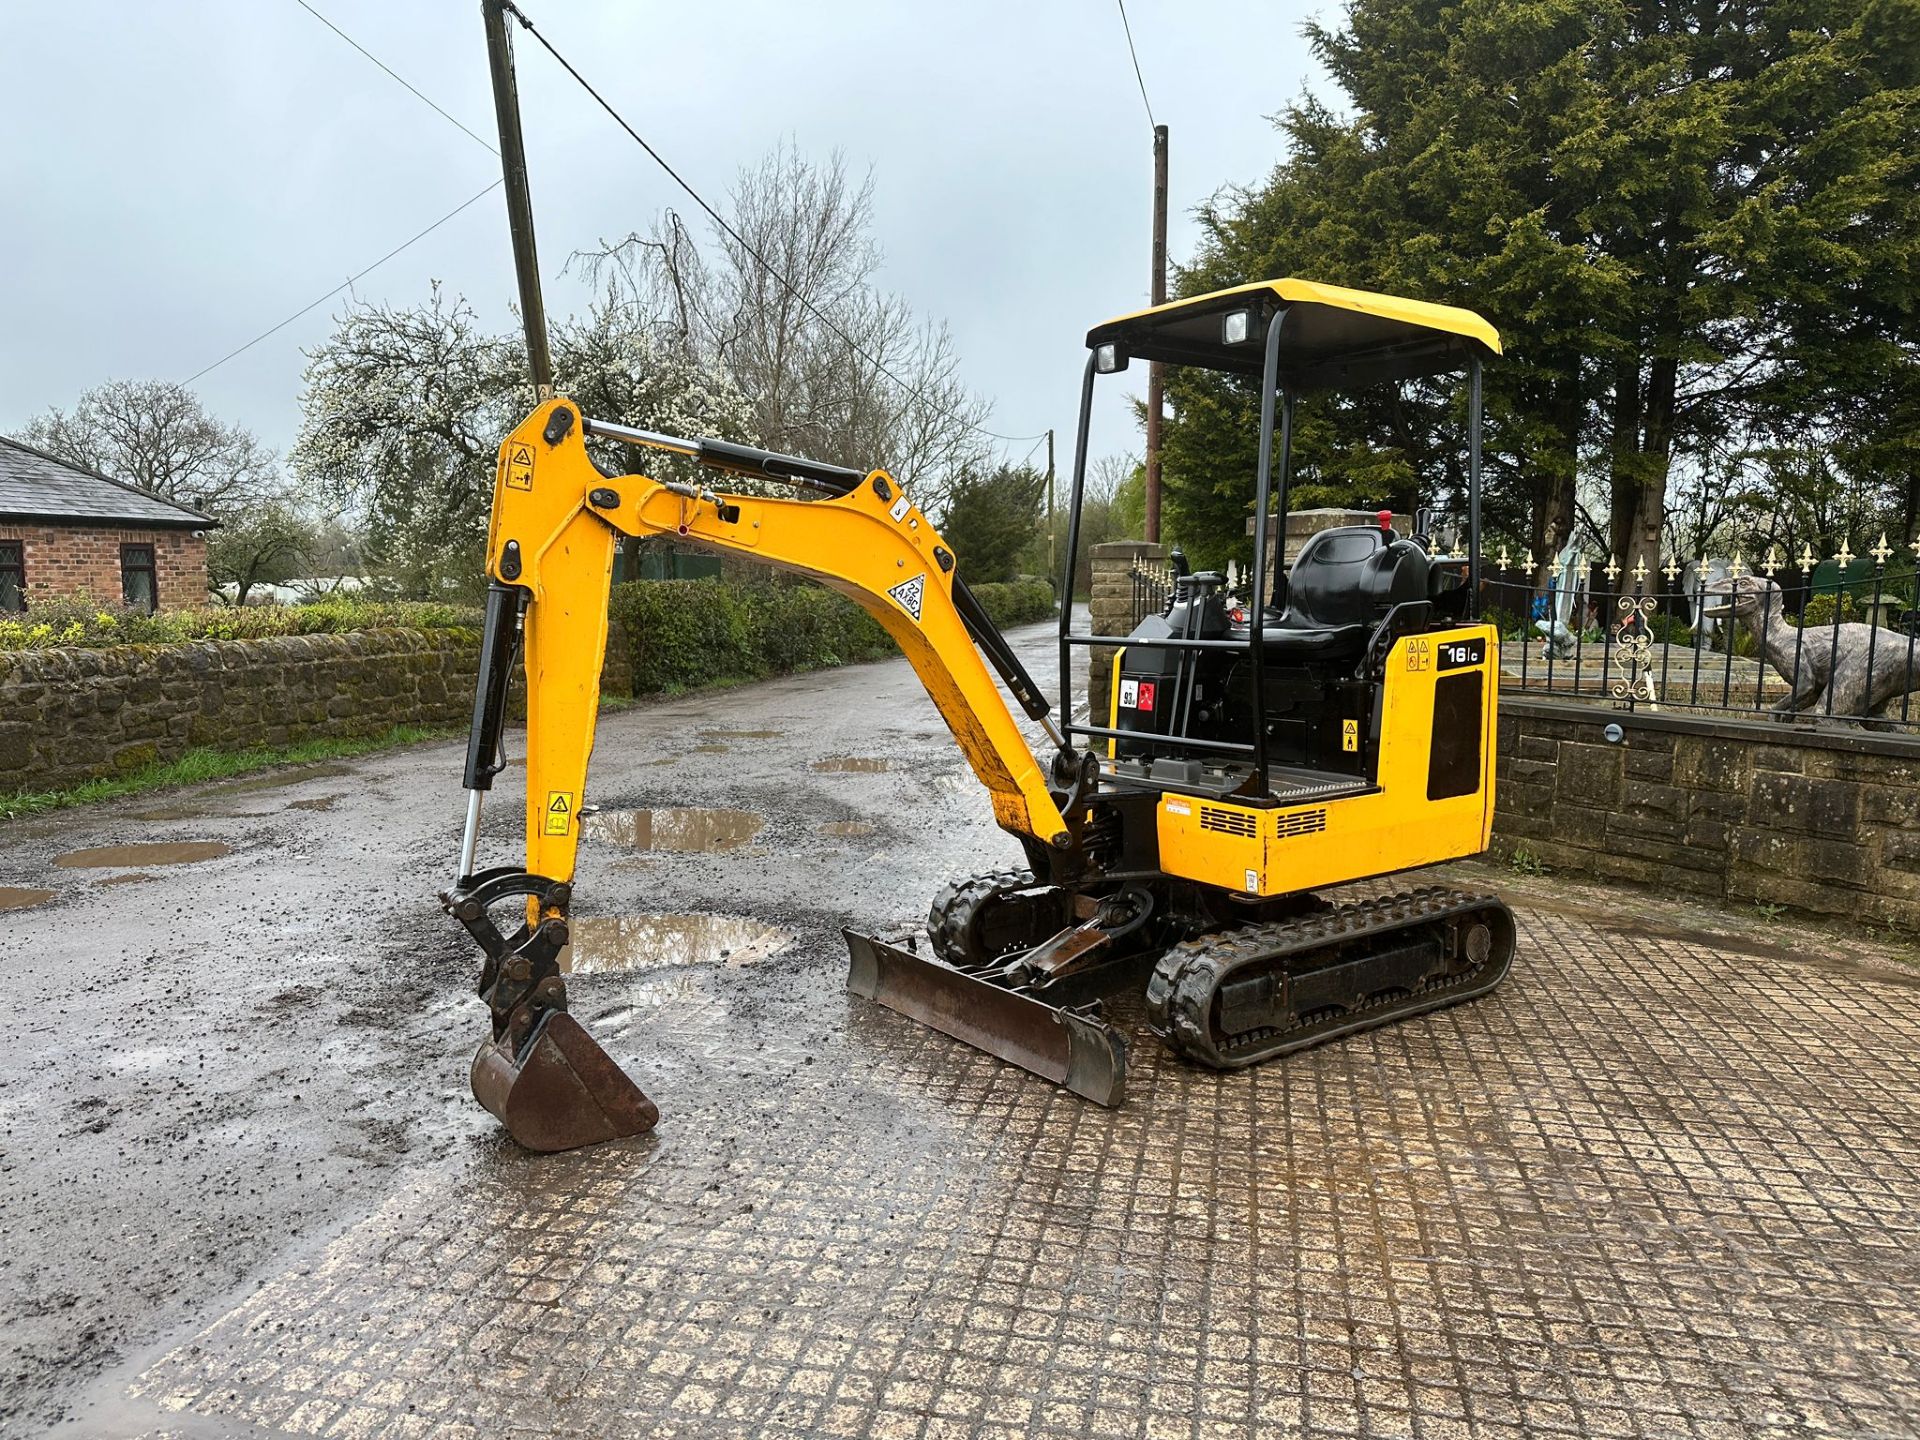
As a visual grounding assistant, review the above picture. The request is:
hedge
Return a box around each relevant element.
[608,577,1055,695]
[0,593,478,651]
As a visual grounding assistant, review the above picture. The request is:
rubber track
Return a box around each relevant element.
[1144,885,1515,1070]
[927,869,1035,969]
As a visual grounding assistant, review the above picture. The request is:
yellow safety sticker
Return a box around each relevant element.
[1342,718,1359,753]
[506,441,535,492]
[544,790,573,836]
[1405,637,1433,672]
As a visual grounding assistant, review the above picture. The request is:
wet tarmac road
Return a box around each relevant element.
[4,615,1920,1438]
[0,618,1063,1437]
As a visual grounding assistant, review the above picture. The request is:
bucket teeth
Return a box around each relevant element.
[470,1011,659,1153]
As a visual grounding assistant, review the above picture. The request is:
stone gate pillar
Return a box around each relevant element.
[1086,540,1165,723]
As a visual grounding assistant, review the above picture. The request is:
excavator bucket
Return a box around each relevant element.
[470,1011,660,1153]
[845,930,1128,1106]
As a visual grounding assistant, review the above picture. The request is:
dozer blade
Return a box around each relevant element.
[845,930,1127,1106]
[470,1010,660,1153]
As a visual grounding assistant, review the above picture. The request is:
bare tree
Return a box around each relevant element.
[293,284,754,597]
[582,142,993,513]
[208,498,317,604]
[21,379,276,512]
[1086,454,1137,505]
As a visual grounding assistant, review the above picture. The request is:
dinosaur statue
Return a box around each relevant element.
[1702,574,1920,724]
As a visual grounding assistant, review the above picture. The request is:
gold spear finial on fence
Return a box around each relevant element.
[1631,555,1649,585]
[1548,552,1564,581]
[1496,544,1511,571]
[1663,554,1682,585]
[1872,532,1893,567]
[1729,552,1748,579]
[1604,555,1621,584]
[1836,538,1855,569]
[1799,542,1818,572]
[1763,547,1781,578]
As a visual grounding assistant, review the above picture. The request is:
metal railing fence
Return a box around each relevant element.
[1119,537,1920,727]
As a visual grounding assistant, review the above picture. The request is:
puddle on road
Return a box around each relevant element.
[812,756,893,773]
[559,913,793,975]
[819,820,875,838]
[220,763,354,793]
[701,728,783,741]
[583,807,764,853]
[0,887,55,912]
[136,767,360,819]
[287,796,339,812]
[53,841,232,869]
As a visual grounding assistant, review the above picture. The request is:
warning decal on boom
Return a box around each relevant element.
[506,442,535,491]
[544,790,573,836]
[888,574,926,622]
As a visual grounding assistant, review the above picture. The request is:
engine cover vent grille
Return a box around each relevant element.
[1199,805,1258,838]
[1275,808,1329,839]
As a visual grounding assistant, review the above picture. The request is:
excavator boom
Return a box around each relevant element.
[443,398,1078,1149]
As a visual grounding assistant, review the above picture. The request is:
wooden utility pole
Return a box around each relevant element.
[482,0,553,398]
[1144,123,1168,542]
[1046,428,1057,587]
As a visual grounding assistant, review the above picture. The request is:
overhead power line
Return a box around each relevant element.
[499,1,1048,447]
[177,3,509,387]
[1115,0,1156,131]
[294,0,498,156]
[182,180,503,385]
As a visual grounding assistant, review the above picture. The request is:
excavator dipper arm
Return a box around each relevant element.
[442,397,1076,1149]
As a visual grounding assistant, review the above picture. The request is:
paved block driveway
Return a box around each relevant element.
[15,621,1916,1439]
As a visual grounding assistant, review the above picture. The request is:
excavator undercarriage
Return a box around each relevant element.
[446,277,1521,1149]
[850,871,1515,1105]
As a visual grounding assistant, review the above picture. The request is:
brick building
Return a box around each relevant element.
[0,435,214,612]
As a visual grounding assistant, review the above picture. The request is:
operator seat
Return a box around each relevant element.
[1254,526,1430,662]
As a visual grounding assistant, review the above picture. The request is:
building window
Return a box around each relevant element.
[121,543,157,612]
[0,541,22,612]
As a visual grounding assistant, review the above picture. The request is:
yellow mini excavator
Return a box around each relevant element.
[443,278,1516,1151]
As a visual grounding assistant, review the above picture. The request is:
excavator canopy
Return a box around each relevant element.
[1085,278,1501,390]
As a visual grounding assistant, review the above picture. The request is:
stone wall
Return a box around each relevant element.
[0,628,482,793]
[1,522,208,610]
[1087,539,1165,720]
[1495,697,1920,928]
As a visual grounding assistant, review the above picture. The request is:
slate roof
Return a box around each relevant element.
[0,434,216,530]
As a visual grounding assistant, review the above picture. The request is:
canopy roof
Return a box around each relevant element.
[1086,278,1501,390]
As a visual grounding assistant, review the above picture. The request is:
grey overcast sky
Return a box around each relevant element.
[2,1,1328,478]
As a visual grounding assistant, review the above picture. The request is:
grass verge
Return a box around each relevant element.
[0,723,457,822]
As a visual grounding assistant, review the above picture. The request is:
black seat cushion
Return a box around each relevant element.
[1257,621,1370,662]
[1243,527,1429,663]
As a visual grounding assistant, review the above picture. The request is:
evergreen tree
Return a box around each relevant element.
[939,464,1045,585]
[1163,0,1920,570]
